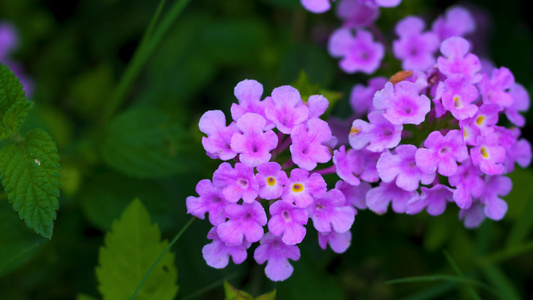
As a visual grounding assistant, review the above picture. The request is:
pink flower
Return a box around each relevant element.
[308,188,355,233]
[301,0,335,13]
[406,184,454,216]
[350,76,387,116]
[212,162,259,203]
[431,6,475,41]
[256,162,288,200]
[333,145,364,186]
[478,67,515,108]
[349,111,403,152]
[282,168,327,208]
[415,130,468,176]
[437,36,482,84]
[439,74,479,120]
[231,79,274,127]
[230,113,278,167]
[217,201,267,246]
[265,85,308,134]
[199,110,239,160]
[290,118,332,170]
[366,181,417,214]
[254,233,300,281]
[328,28,384,74]
[318,230,352,254]
[393,16,439,71]
[373,81,431,125]
[186,179,227,226]
[202,228,251,268]
[268,201,308,245]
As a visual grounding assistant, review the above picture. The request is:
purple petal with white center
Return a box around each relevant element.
[256,162,288,200]
[265,85,309,134]
[308,188,355,233]
[393,16,439,71]
[415,130,468,176]
[282,168,327,208]
[471,133,506,175]
[231,113,278,167]
[374,81,431,125]
[290,118,332,170]
[441,74,479,120]
[217,201,267,246]
[268,201,308,245]
[437,37,482,84]
[212,162,259,203]
[349,111,403,152]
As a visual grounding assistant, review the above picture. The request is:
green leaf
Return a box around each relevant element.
[96,198,178,300]
[224,281,254,300]
[291,71,343,114]
[76,294,100,300]
[480,265,521,300]
[0,199,46,277]
[255,289,276,300]
[100,107,188,178]
[0,63,33,140]
[0,128,60,239]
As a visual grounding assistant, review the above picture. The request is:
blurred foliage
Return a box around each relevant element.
[1,0,533,299]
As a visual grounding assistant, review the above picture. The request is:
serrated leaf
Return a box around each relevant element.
[0,63,32,140]
[224,281,254,300]
[0,128,60,239]
[96,198,178,300]
[100,107,188,178]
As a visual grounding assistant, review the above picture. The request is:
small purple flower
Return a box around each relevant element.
[328,28,384,74]
[378,145,436,191]
[439,74,479,120]
[318,230,352,254]
[268,201,308,245]
[471,133,506,175]
[505,83,530,127]
[350,76,387,116]
[460,104,501,145]
[415,130,468,176]
[359,148,382,182]
[449,158,485,209]
[375,0,402,7]
[366,181,417,214]
[231,79,273,128]
[0,22,19,58]
[230,113,278,167]
[186,179,227,226]
[199,110,239,160]
[393,16,439,71]
[307,95,329,119]
[282,168,327,208]
[459,201,486,228]
[333,145,364,186]
[265,85,309,134]
[254,232,301,281]
[335,180,370,210]
[290,118,332,170]
[406,184,454,216]
[217,201,267,246]
[478,67,515,108]
[202,228,251,269]
[373,81,431,125]
[256,162,288,200]
[308,188,355,233]
[480,175,511,221]
[349,111,403,152]
[301,0,334,13]
[213,162,259,203]
[437,36,482,84]
[336,0,379,28]
[431,6,475,41]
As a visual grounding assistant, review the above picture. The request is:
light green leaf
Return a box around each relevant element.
[0,128,60,239]
[255,289,276,300]
[0,63,33,140]
[76,294,100,300]
[100,107,188,178]
[96,198,178,300]
[224,281,254,300]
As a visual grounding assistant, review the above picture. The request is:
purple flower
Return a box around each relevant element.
[290,118,332,170]
[349,111,402,152]
[478,67,515,108]
[308,188,355,233]
[508,138,532,169]
[333,145,364,186]
[199,110,239,160]
[437,36,482,84]
[0,22,19,58]
[318,230,352,254]
[431,6,475,41]
[460,104,501,146]
[366,181,417,214]
[471,133,506,175]
[256,162,288,200]
[254,232,301,281]
[449,158,485,209]
[415,130,468,176]
[335,180,370,210]
[336,0,379,28]
[439,74,479,120]
[373,81,431,125]
[213,162,259,203]
[268,201,308,245]
[376,0,402,7]
[350,76,387,116]
[459,201,486,228]
[231,79,273,128]
[217,201,267,246]
[393,16,439,71]
[202,228,251,269]
[328,28,384,74]
[186,179,227,226]
[359,148,382,182]
[506,83,530,127]
[230,113,278,167]
[406,184,454,216]
[301,0,334,13]
[265,85,308,134]
[282,168,327,208]
[308,95,329,119]
[378,145,436,191]
[480,175,511,221]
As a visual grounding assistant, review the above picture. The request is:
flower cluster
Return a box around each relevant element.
[345,33,531,228]
[187,80,356,281]
[0,21,33,96]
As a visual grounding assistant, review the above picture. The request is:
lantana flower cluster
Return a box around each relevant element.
[187,80,355,281]
[346,35,531,227]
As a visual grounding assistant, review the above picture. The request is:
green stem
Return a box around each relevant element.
[131,217,195,300]
[180,273,238,300]
[103,0,192,123]
[477,240,533,266]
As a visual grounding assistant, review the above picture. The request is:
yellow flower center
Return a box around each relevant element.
[480,147,489,158]
[476,115,485,126]
[292,183,304,193]
[267,177,276,186]
[350,126,361,135]
[453,95,462,108]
